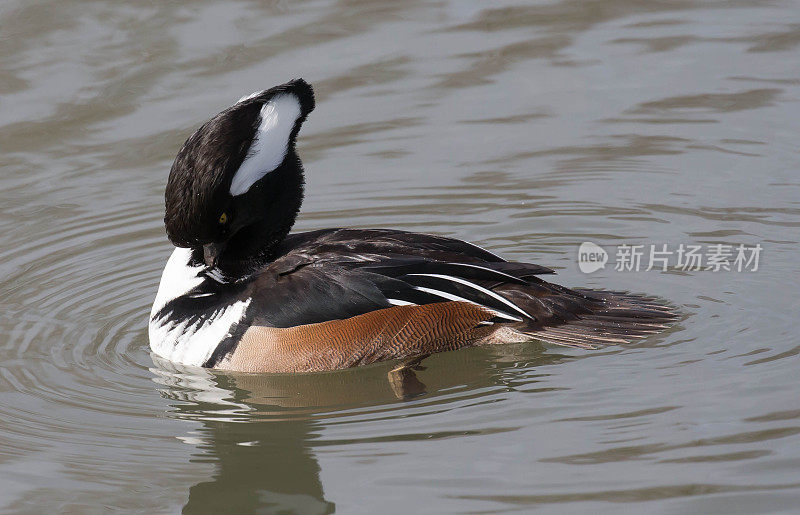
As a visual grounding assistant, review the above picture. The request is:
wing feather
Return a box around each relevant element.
[236,229,676,357]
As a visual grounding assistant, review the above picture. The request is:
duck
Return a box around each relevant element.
[149,78,676,374]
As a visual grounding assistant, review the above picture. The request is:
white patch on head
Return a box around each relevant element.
[149,248,250,367]
[229,93,302,196]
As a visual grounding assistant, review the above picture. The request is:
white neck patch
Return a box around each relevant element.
[150,247,204,315]
[149,247,251,367]
[229,93,302,196]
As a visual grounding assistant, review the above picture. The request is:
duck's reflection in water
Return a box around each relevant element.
[152,345,570,513]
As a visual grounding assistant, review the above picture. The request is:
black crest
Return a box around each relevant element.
[164,79,315,248]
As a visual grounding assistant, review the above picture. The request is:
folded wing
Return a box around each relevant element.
[207,229,676,370]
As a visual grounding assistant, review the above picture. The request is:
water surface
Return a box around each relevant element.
[1,0,799,512]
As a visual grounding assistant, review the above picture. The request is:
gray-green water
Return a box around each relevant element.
[2,0,799,512]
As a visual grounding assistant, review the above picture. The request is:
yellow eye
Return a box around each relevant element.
[218,213,227,224]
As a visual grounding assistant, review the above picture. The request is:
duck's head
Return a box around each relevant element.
[164,79,315,271]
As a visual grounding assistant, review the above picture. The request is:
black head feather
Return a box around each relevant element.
[164,79,315,249]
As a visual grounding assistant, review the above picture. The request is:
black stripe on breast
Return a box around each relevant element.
[202,307,253,368]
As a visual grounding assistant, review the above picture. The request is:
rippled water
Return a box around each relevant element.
[2,0,799,512]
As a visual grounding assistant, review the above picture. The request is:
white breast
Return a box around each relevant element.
[149,248,250,367]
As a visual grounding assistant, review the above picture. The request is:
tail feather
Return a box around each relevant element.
[521,290,679,350]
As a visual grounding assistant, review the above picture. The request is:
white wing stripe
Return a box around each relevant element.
[408,273,533,320]
[446,262,523,282]
[413,286,523,323]
[387,298,416,306]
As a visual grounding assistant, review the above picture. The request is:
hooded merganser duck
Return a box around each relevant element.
[149,79,676,373]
